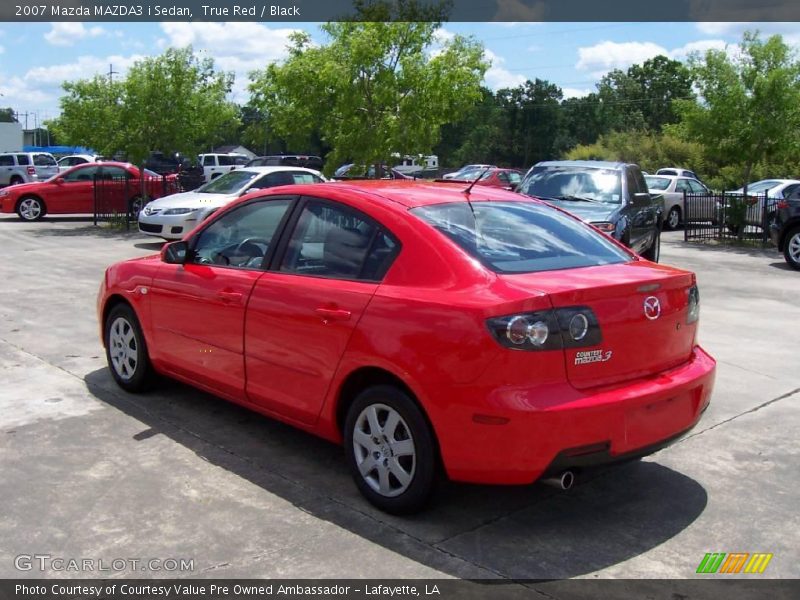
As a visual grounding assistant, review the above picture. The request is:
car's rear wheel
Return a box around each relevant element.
[105,303,154,392]
[664,206,681,230]
[16,196,45,221]
[9,175,24,186]
[344,385,438,514]
[784,226,800,270]
[641,227,661,262]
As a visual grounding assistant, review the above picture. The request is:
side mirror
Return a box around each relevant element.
[161,240,189,264]
[633,192,651,203]
[55,177,65,185]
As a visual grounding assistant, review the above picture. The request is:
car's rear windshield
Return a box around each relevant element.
[518,165,623,204]
[200,170,259,194]
[411,201,632,273]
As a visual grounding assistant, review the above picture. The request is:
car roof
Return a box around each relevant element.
[254,179,529,209]
[534,160,629,170]
[232,166,323,175]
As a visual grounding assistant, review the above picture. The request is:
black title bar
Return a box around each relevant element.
[3,0,800,22]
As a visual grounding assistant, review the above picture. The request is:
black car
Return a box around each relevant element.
[246,154,324,171]
[517,160,663,261]
[770,189,800,270]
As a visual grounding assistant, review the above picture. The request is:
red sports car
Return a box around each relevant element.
[474,167,523,190]
[97,181,715,513]
[0,161,177,221]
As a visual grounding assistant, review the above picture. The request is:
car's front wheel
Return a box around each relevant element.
[783,226,800,270]
[105,303,154,392]
[16,196,45,221]
[344,385,438,514]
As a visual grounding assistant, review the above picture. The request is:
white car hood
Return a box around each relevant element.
[146,190,238,210]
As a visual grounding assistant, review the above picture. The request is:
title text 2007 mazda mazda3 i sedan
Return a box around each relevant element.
[97,180,715,513]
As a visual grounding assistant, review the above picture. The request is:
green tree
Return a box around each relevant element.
[0,107,18,123]
[675,32,800,192]
[249,21,487,176]
[47,47,240,162]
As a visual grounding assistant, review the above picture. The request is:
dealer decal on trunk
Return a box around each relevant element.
[574,349,613,365]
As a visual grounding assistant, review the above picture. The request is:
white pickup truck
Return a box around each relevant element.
[197,153,250,183]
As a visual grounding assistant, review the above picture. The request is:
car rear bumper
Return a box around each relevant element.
[435,346,716,485]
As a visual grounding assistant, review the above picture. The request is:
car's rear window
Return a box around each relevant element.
[645,176,671,191]
[33,154,57,167]
[411,201,632,273]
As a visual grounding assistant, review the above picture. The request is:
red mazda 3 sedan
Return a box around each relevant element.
[97,180,715,513]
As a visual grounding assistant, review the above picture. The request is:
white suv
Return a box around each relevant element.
[197,153,249,183]
[0,152,59,186]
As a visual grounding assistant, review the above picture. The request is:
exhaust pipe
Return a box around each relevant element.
[541,470,575,490]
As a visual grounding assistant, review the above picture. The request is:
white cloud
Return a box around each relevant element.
[577,41,668,78]
[669,40,728,60]
[433,27,455,45]
[158,22,298,64]
[44,23,105,46]
[562,87,592,99]
[483,48,526,90]
[25,54,143,86]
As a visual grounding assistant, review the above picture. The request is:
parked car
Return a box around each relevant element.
[57,154,103,172]
[246,154,324,171]
[518,161,662,261]
[98,180,715,513]
[724,179,800,229]
[472,168,523,190]
[770,189,800,270]
[0,151,59,186]
[442,164,495,180]
[645,175,711,230]
[198,153,250,183]
[333,163,412,180]
[656,167,700,180]
[144,152,183,175]
[139,166,326,240]
[0,161,175,221]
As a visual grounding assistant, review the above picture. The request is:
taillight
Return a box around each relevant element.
[776,200,789,210]
[487,307,601,351]
[26,166,35,175]
[687,285,700,324]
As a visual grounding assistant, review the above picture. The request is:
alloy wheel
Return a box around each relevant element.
[108,316,138,381]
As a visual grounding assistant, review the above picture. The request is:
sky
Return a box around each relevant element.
[1,20,799,128]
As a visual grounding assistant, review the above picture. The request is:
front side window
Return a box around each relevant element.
[280,200,397,281]
[191,199,292,269]
[518,166,623,204]
[412,201,632,274]
[99,166,131,180]
[688,180,708,194]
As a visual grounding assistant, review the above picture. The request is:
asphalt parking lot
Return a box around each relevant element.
[0,216,797,584]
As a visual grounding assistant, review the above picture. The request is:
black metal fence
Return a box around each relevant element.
[93,174,181,229]
[683,191,774,246]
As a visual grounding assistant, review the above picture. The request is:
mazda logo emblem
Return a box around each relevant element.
[644,296,661,320]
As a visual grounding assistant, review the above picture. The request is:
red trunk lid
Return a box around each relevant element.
[499,261,697,389]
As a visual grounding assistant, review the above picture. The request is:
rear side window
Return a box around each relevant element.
[280,200,398,281]
[0,155,14,166]
[15,154,30,165]
[202,156,215,166]
[290,172,323,184]
[412,201,632,273]
[34,154,57,167]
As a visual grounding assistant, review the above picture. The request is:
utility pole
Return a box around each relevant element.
[108,64,119,84]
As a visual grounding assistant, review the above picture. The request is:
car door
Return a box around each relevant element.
[625,167,658,253]
[244,198,398,424]
[147,197,296,398]
[0,155,14,185]
[49,164,100,213]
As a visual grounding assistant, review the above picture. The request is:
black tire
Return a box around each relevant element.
[344,385,438,514]
[9,175,24,186]
[641,227,661,262]
[104,303,154,392]
[128,196,148,220]
[663,206,681,231]
[16,196,45,221]
[783,226,800,271]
